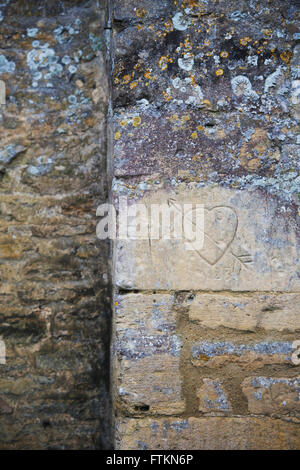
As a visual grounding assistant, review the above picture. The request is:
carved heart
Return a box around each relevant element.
[194,206,237,265]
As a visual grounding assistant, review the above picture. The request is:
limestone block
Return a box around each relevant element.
[197,378,232,414]
[117,355,185,416]
[115,185,299,292]
[116,417,300,450]
[242,376,300,416]
[192,341,294,370]
[114,294,184,415]
[188,293,300,331]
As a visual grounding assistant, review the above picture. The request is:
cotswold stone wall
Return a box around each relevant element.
[0,1,111,449]
[112,0,300,449]
[1,0,299,451]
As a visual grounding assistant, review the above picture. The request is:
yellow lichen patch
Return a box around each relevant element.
[136,8,146,18]
[169,114,179,123]
[184,37,193,52]
[158,56,169,71]
[132,116,142,127]
[144,69,154,80]
[191,132,198,139]
[262,28,273,37]
[240,37,252,46]
[120,119,128,127]
[122,74,131,84]
[280,50,292,64]
[239,128,270,168]
[136,24,143,30]
[130,81,138,90]
[164,19,174,32]
[114,131,121,140]
[197,353,210,362]
[216,68,224,76]
[220,51,229,58]
[162,90,172,101]
[189,75,197,87]
[197,125,204,131]
[248,158,261,170]
[181,115,190,122]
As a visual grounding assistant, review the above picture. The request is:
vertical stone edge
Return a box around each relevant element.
[106,0,115,450]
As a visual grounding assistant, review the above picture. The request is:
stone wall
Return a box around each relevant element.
[111,0,300,449]
[1,0,299,451]
[0,0,111,449]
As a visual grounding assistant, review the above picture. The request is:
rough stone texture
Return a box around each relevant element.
[197,378,232,414]
[188,292,300,331]
[113,294,184,416]
[116,417,300,450]
[114,186,299,291]
[112,0,300,450]
[191,340,295,369]
[0,0,111,449]
[242,376,300,417]
[113,0,300,195]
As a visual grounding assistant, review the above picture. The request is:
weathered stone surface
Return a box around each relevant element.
[192,340,294,369]
[188,292,300,331]
[197,378,232,414]
[114,0,172,22]
[0,0,111,450]
[114,185,299,291]
[117,355,185,416]
[114,294,184,416]
[113,0,300,204]
[116,417,300,450]
[242,376,300,417]
[112,0,300,450]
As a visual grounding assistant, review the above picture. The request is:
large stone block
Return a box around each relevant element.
[115,185,299,292]
[197,378,232,414]
[116,355,185,416]
[192,340,294,370]
[188,292,300,331]
[116,417,300,450]
[113,294,184,416]
[242,376,300,416]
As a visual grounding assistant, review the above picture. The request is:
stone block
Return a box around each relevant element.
[197,378,232,414]
[192,340,294,370]
[114,294,184,415]
[242,376,300,416]
[116,417,300,450]
[114,185,299,292]
[188,293,300,331]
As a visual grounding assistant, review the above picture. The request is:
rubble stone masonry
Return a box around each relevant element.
[0,0,299,450]
[0,0,111,449]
